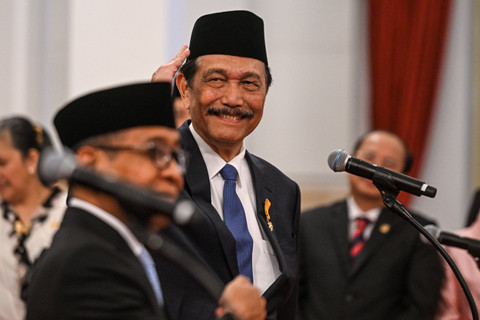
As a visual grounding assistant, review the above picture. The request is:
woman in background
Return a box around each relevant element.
[436,190,480,320]
[0,116,67,320]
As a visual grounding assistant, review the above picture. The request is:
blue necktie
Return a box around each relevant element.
[139,247,164,305]
[221,164,254,282]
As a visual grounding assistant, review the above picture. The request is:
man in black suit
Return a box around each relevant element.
[26,82,266,320]
[299,130,444,320]
[153,10,301,320]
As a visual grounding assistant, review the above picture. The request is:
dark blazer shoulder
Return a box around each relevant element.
[302,200,347,219]
[27,206,164,320]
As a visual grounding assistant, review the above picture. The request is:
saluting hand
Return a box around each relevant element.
[151,45,190,83]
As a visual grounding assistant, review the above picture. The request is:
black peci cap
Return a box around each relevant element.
[187,10,268,66]
[54,82,175,149]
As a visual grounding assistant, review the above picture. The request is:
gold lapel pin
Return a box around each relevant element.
[379,223,391,234]
[264,198,274,232]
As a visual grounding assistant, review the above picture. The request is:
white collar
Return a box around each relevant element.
[347,196,382,223]
[189,123,247,185]
[68,198,144,256]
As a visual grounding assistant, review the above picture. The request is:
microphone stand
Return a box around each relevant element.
[128,216,224,303]
[146,231,224,302]
[371,170,479,320]
[140,227,237,320]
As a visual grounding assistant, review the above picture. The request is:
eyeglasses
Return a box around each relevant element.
[93,142,189,173]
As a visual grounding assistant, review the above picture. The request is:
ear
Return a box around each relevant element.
[176,73,191,111]
[75,145,98,168]
[75,145,118,178]
[26,149,40,175]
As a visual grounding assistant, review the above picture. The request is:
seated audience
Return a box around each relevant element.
[299,129,444,320]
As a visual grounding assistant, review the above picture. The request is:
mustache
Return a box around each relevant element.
[206,107,254,119]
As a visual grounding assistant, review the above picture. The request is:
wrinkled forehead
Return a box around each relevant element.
[196,55,267,80]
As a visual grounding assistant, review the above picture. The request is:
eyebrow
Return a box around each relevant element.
[203,68,227,78]
[203,68,262,81]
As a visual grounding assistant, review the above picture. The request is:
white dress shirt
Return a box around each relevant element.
[190,124,280,294]
[347,196,382,241]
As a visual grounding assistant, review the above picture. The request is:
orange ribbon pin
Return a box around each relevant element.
[264,198,274,232]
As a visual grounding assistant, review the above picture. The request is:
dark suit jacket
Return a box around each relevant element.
[26,207,166,320]
[156,121,301,320]
[299,200,444,320]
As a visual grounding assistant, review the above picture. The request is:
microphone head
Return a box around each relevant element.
[173,199,203,226]
[38,147,77,185]
[327,149,350,172]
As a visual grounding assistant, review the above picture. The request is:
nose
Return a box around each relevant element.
[220,82,244,107]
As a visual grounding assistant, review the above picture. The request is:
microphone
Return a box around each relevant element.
[38,148,201,226]
[425,224,480,257]
[327,149,437,198]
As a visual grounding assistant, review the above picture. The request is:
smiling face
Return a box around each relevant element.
[0,130,37,205]
[178,54,267,161]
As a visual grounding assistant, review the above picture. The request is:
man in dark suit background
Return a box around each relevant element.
[26,82,267,320]
[299,130,444,320]
[153,10,301,320]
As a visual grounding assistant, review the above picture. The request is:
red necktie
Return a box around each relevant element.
[350,217,370,261]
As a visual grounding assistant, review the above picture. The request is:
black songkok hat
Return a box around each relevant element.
[54,82,174,149]
[187,10,268,66]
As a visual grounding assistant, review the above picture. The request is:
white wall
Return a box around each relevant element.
[0,0,473,229]
[68,0,168,97]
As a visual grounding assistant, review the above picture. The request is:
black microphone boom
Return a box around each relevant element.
[425,224,480,259]
[38,148,201,226]
[328,149,437,198]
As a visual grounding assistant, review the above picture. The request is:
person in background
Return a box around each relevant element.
[435,198,480,320]
[26,82,266,320]
[0,116,67,320]
[299,129,444,320]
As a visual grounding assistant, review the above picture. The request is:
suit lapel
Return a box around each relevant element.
[66,208,163,313]
[179,123,238,277]
[329,202,351,277]
[246,152,288,272]
[246,152,292,311]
